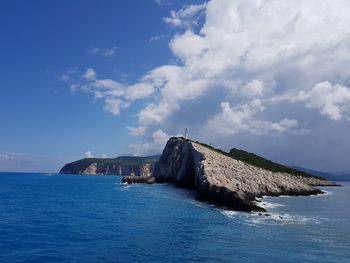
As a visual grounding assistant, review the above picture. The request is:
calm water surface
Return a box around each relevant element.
[0,172,349,262]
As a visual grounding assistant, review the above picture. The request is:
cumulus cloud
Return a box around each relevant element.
[240,80,266,99]
[69,0,350,161]
[71,68,156,115]
[84,151,94,158]
[83,68,97,80]
[125,83,155,101]
[132,0,350,137]
[89,46,117,58]
[298,82,350,121]
[128,126,147,136]
[164,3,207,27]
[202,100,307,137]
[129,129,169,155]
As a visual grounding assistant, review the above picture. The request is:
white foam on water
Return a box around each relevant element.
[116,184,141,191]
[190,200,209,209]
[246,211,321,226]
[258,201,285,209]
[220,210,239,219]
[313,190,333,197]
[220,197,320,226]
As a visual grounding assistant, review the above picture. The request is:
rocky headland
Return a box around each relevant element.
[59,156,159,176]
[154,137,335,212]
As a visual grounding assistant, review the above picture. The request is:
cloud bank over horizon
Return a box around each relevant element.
[68,0,350,171]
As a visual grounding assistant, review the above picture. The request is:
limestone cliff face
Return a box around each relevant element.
[154,137,334,212]
[78,163,155,176]
[59,156,158,176]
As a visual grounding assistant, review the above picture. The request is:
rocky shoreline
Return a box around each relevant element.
[153,137,335,212]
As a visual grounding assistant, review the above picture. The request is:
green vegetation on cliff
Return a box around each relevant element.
[59,155,159,174]
[170,137,323,180]
[228,148,323,179]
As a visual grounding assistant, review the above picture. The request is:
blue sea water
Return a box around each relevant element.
[0,172,349,263]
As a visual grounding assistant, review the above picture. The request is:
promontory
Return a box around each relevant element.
[153,137,335,212]
[59,155,158,176]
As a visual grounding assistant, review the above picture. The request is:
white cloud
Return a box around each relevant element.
[69,0,350,161]
[164,3,207,27]
[240,80,266,98]
[149,34,168,43]
[83,68,96,80]
[134,0,350,138]
[202,100,307,137]
[59,70,78,82]
[129,129,169,155]
[103,98,130,115]
[89,46,117,58]
[298,82,350,121]
[170,30,207,61]
[72,68,157,115]
[101,154,107,158]
[84,151,94,158]
[128,126,147,136]
[125,83,155,101]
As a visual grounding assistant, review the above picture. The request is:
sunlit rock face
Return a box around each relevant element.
[154,137,332,212]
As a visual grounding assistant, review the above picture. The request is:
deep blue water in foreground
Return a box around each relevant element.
[0,173,349,263]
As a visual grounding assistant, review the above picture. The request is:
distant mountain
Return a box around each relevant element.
[59,155,160,176]
[291,166,350,182]
[228,148,324,179]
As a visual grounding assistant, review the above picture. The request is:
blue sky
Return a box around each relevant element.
[0,0,198,171]
[1,0,350,173]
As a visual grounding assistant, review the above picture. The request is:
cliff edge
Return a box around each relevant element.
[59,155,159,176]
[154,137,334,212]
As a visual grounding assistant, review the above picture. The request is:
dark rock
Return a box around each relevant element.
[122,176,155,184]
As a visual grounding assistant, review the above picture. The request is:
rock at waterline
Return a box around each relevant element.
[122,176,156,184]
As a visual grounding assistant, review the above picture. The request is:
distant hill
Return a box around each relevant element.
[291,166,350,182]
[59,155,160,175]
[228,148,324,179]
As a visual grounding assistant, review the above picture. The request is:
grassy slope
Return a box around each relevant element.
[182,137,323,180]
[228,148,325,179]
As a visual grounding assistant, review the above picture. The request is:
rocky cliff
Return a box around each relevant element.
[59,156,159,176]
[154,137,335,212]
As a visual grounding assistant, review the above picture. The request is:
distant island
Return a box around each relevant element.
[59,155,159,176]
[59,137,337,212]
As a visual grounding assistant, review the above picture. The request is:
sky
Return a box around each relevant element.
[1,0,350,173]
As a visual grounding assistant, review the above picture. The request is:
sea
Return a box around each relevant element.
[0,172,349,263]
